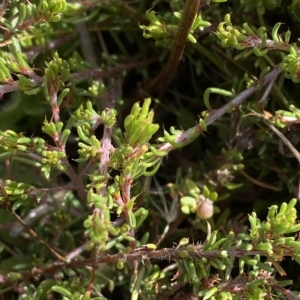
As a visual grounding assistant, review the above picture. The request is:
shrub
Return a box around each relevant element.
[1,0,300,299]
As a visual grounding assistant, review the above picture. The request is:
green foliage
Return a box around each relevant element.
[241,0,281,15]
[140,8,211,48]
[0,0,300,299]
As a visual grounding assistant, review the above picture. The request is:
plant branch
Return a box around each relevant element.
[258,76,277,105]
[0,179,67,262]
[0,60,156,98]
[157,66,282,153]
[248,110,300,165]
[61,157,87,201]
[98,125,112,198]
[9,243,294,282]
[239,169,278,191]
[146,0,201,93]
[205,66,282,126]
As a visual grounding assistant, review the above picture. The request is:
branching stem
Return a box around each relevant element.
[146,0,201,92]
[0,179,67,262]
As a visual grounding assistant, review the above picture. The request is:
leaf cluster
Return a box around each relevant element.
[1,0,300,300]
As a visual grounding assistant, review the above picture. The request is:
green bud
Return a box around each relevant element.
[146,243,156,250]
[220,250,228,258]
[83,218,92,228]
[8,272,22,281]
[16,144,27,151]
[117,261,124,270]
[179,250,189,258]
[178,238,189,247]
[101,108,117,128]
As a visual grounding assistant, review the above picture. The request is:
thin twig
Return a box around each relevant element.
[146,0,201,92]
[0,59,156,98]
[158,66,282,153]
[206,67,282,126]
[0,241,296,299]
[76,23,99,67]
[249,111,300,165]
[258,76,277,105]
[11,243,292,282]
[0,179,67,262]
[239,169,279,191]
[65,242,89,260]
[62,158,87,201]
[98,125,112,197]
